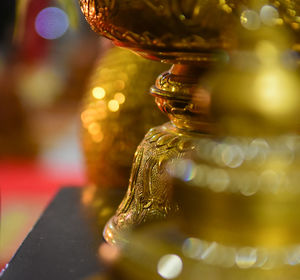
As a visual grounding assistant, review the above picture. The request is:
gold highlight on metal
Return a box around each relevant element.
[80,0,300,62]
[79,3,300,272]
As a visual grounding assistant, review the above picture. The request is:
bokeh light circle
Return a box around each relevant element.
[35,7,69,40]
[157,254,183,279]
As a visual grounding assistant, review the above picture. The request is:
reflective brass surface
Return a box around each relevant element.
[151,64,213,132]
[103,61,217,244]
[80,0,300,62]
[117,133,300,279]
[79,4,300,277]
[104,123,197,245]
[174,135,300,246]
[82,47,167,189]
[108,222,300,280]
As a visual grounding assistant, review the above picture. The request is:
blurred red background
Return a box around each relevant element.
[0,0,101,269]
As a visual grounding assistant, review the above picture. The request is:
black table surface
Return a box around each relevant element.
[0,187,123,280]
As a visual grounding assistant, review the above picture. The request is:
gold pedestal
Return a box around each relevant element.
[104,122,196,244]
[103,62,216,244]
[79,0,300,260]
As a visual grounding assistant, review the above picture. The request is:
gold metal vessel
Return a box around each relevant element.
[79,2,300,268]
[80,0,300,62]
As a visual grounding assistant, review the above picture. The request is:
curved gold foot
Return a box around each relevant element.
[103,122,196,245]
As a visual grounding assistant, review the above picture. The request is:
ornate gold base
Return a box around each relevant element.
[102,63,212,245]
[103,122,198,245]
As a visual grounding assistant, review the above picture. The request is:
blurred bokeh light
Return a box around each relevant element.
[0,0,101,270]
[35,7,69,40]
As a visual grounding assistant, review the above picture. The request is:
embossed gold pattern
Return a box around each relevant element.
[79,0,300,258]
[151,64,213,132]
[80,0,300,62]
[104,123,197,243]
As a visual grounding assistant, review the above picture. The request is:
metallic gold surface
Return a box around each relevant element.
[82,47,167,189]
[103,123,197,244]
[125,134,300,279]
[102,61,218,244]
[151,64,213,132]
[174,135,300,246]
[107,221,300,280]
[80,0,300,62]
[79,3,300,273]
